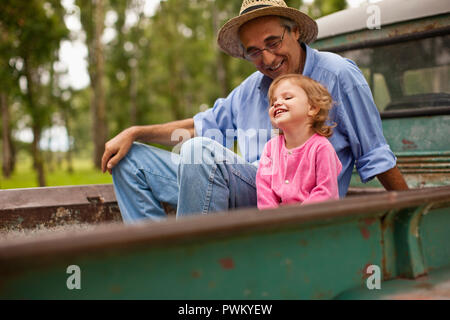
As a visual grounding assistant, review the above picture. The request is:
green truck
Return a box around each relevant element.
[0,0,449,299]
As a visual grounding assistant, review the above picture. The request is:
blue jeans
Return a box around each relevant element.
[112,137,258,223]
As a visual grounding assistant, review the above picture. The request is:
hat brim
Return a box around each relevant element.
[217,6,318,59]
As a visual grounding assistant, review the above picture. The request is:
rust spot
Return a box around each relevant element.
[414,282,433,290]
[401,139,417,150]
[110,285,122,294]
[364,218,377,226]
[219,257,234,270]
[360,227,370,239]
[423,23,439,31]
[391,294,434,300]
[313,292,327,299]
[381,214,394,232]
[416,274,430,281]
[191,270,201,279]
[299,239,308,247]
[361,263,373,280]
[87,196,105,204]
[381,255,391,279]
[312,290,334,299]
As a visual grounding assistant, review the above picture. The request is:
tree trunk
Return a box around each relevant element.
[211,2,229,97]
[24,56,46,187]
[165,9,185,120]
[63,108,74,174]
[129,58,138,126]
[91,0,107,169]
[46,130,54,173]
[1,92,13,178]
[32,123,46,186]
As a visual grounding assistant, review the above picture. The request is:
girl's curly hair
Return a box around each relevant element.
[268,74,336,138]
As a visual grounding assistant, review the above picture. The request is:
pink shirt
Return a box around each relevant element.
[256,134,342,209]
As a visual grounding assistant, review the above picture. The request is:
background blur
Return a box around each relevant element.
[0,0,372,189]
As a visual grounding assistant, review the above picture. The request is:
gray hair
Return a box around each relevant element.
[278,16,298,32]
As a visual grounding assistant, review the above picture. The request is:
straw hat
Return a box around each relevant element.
[217,0,318,59]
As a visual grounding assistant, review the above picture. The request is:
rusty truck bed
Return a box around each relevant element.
[0,185,449,299]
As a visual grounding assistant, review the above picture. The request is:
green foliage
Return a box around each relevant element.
[0,0,68,63]
[285,0,303,9]
[308,0,347,18]
[1,0,349,188]
[0,0,69,185]
[102,0,258,139]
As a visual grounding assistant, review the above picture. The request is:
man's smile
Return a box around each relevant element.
[267,59,285,72]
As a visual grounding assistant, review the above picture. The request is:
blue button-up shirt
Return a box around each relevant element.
[193,43,396,197]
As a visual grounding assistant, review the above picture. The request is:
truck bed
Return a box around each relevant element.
[1,185,449,299]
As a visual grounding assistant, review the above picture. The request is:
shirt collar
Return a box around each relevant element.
[302,42,315,77]
[258,74,272,94]
[257,42,316,93]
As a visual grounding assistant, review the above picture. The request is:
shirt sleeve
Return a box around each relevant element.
[303,143,342,204]
[193,88,240,147]
[256,141,280,210]
[338,67,397,183]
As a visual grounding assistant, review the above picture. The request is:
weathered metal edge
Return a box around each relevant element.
[0,186,449,262]
[313,15,450,52]
[381,107,450,119]
[0,184,116,210]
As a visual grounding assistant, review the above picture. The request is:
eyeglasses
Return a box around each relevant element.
[244,27,287,61]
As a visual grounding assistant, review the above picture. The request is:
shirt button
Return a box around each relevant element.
[288,151,292,155]
[285,180,290,184]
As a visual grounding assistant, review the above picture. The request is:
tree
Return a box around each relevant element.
[309,0,347,18]
[0,27,16,178]
[77,0,108,169]
[1,92,13,178]
[0,0,68,186]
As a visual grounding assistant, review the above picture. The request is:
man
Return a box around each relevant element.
[102,0,408,223]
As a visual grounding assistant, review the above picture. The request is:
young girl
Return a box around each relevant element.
[256,74,342,210]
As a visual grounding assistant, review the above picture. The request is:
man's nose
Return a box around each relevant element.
[261,49,276,67]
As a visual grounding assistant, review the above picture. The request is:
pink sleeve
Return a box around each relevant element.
[303,143,342,204]
[256,141,280,210]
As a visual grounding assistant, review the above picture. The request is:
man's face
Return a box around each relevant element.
[239,16,303,80]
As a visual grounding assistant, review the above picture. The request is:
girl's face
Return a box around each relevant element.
[269,80,318,131]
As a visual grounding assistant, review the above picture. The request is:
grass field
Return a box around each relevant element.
[0,155,113,190]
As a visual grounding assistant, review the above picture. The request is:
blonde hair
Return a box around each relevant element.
[268,74,335,138]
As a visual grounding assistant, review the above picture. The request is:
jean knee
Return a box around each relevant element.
[179,137,218,165]
[112,142,145,177]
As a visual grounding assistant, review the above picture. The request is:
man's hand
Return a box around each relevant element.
[101,119,195,174]
[101,127,137,174]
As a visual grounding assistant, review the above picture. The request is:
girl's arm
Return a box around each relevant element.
[303,144,342,204]
[256,144,280,210]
